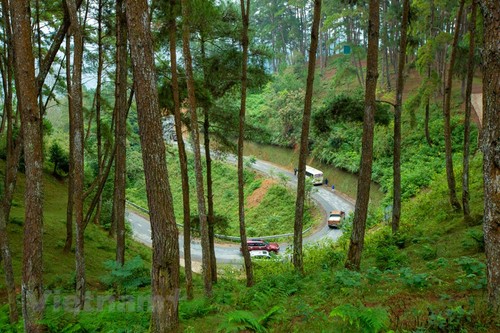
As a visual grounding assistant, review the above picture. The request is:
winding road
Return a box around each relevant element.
[127,156,355,265]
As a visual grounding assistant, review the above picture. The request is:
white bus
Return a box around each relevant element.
[305,165,324,185]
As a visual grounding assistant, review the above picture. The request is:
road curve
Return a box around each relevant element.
[127,156,355,264]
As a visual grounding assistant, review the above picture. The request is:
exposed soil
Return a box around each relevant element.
[246,178,277,209]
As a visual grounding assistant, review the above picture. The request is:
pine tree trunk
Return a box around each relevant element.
[462,0,477,218]
[0,1,19,321]
[64,35,74,253]
[67,0,86,310]
[168,0,193,300]
[93,0,104,226]
[113,0,128,266]
[382,0,392,91]
[127,0,180,330]
[392,0,410,234]
[443,0,465,211]
[345,0,379,271]
[10,0,45,330]
[293,0,322,275]
[204,109,217,283]
[479,0,500,312]
[238,0,254,287]
[181,0,212,297]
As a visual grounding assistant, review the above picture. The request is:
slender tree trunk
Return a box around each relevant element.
[204,109,217,283]
[181,0,212,297]
[0,9,18,318]
[113,0,128,266]
[443,0,465,211]
[199,37,217,284]
[382,0,391,91]
[462,0,477,218]
[67,0,86,310]
[478,0,500,312]
[168,0,193,300]
[0,1,19,321]
[10,0,45,330]
[93,0,104,226]
[424,0,435,147]
[392,0,410,234]
[64,34,74,253]
[345,0,379,271]
[127,0,180,330]
[238,0,254,287]
[293,0,322,275]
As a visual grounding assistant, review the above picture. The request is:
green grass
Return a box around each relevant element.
[0,161,151,292]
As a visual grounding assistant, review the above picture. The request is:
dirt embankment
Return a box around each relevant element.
[246,178,277,209]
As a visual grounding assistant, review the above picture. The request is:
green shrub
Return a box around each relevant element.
[332,269,362,289]
[399,268,430,289]
[330,303,390,333]
[419,244,438,260]
[375,246,407,271]
[424,306,472,332]
[180,298,216,320]
[100,256,150,294]
[461,229,485,253]
[454,257,487,291]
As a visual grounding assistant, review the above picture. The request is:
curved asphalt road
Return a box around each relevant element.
[127,156,355,265]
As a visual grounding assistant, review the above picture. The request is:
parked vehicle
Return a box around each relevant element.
[250,250,272,260]
[242,239,280,253]
[305,165,324,185]
[328,210,345,228]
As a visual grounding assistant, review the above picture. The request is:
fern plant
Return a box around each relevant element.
[217,306,281,333]
[330,303,390,333]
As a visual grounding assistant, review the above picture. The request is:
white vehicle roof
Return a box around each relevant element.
[305,165,323,175]
[250,250,270,257]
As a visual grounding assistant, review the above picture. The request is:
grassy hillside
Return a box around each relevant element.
[0,161,151,294]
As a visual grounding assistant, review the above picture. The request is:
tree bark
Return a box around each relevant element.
[181,0,212,297]
[93,0,104,226]
[113,0,128,266]
[0,0,19,322]
[443,0,465,211]
[10,0,45,330]
[64,34,74,253]
[127,0,180,331]
[293,0,322,275]
[392,0,410,234]
[168,0,193,300]
[199,37,217,284]
[462,0,477,218]
[238,0,254,286]
[345,0,379,271]
[382,0,392,91]
[479,0,500,312]
[204,109,217,283]
[67,0,86,310]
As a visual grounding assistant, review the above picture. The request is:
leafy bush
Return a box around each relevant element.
[461,229,485,253]
[454,257,487,291]
[100,256,150,294]
[330,303,390,333]
[332,269,362,289]
[375,246,407,271]
[180,298,216,320]
[424,306,472,332]
[313,92,391,134]
[419,244,438,260]
[399,268,430,289]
